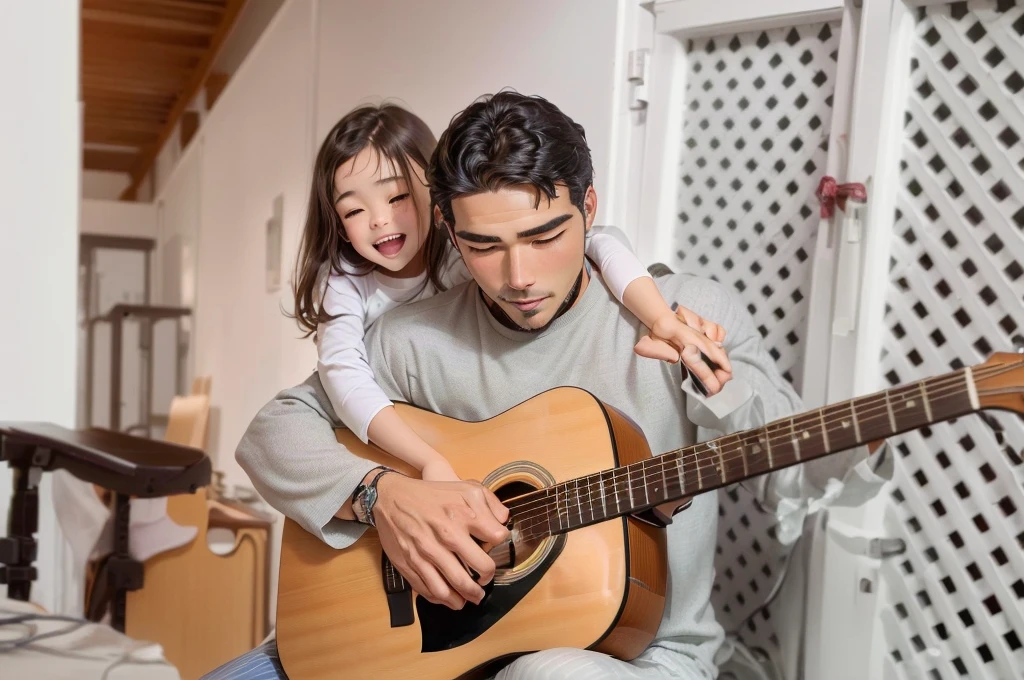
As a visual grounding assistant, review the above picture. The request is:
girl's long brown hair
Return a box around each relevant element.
[291,104,450,337]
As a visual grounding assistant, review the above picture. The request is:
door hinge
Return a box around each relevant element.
[628,48,650,111]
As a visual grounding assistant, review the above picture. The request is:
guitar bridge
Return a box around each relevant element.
[381,552,414,627]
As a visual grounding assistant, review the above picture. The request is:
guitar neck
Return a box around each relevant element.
[506,365,982,539]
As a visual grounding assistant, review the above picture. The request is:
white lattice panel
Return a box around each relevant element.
[877,2,1024,678]
[674,20,843,668]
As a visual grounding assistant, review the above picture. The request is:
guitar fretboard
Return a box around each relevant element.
[506,366,980,541]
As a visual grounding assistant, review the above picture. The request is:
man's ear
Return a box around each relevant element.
[434,205,459,251]
[583,185,598,233]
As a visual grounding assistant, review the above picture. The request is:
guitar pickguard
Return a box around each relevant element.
[416,535,565,653]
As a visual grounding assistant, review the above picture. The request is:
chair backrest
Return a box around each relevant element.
[190,375,212,396]
[164,393,210,450]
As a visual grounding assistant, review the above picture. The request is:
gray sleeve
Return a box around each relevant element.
[666,277,890,540]
[234,372,378,549]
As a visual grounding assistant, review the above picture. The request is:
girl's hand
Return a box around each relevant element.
[672,305,726,345]
[421,459,461,482]
[634,308,732,395]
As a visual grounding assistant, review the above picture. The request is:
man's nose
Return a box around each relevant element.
[507,247,535,291]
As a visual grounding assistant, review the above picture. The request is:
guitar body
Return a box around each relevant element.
[276,387,667,679]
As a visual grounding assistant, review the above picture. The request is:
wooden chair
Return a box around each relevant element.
[191,375,213,397]
[125,487,271,680]
[119,389,272,680]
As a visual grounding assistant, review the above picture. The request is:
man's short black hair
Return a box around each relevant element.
[428,91,594,228]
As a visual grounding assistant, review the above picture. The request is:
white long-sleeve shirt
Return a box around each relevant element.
[316,229,651,443]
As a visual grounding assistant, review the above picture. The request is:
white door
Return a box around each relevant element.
[630,1,1024,678]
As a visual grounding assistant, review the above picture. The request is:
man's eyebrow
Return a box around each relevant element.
[516,214,572,238]
[455,214,573,244]
[454,230,502,244]
[334,176,400,204]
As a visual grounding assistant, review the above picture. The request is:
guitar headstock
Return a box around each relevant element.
[973,352,1024,415]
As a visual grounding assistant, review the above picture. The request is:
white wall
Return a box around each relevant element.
[82,169,131,200]
[154,0,627,486]
[212,0,286,77]
[81,199,159,239]
[315,0,620,209]
[156,147,202,309]
[191,0,317,476]
[0,1,80,613]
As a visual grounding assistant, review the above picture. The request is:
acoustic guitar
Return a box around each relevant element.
[275,353,1023,678]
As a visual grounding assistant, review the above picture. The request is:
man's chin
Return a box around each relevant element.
[500,303,552,330]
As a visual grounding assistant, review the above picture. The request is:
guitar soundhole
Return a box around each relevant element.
[417,463,566,653]
[494,480,535,503]
[481,465,563,585]
[492,480,545,573]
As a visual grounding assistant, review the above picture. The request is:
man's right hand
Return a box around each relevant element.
[372,473,510,610]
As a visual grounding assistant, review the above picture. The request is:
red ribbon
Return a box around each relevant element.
[816,176,867,218]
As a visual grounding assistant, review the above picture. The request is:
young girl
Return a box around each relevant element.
[292,104,731,482]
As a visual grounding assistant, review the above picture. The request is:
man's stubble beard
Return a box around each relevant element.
[484,265,587,333]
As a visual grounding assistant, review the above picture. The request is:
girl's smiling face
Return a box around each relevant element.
[333,148,431,278]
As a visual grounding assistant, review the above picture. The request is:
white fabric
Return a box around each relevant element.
[317,230,650,443]
[52,471,198,580]
[0,597,181,679]
[493,646,712,680]
[682,371,755,421]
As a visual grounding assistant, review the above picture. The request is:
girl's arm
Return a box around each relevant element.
[318,276,458,481]
[586,228,733,392]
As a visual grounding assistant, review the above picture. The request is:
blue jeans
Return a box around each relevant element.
[201,640,286,679]
[200,639,704,680]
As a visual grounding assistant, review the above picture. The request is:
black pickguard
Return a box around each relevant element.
[416,538,564,653]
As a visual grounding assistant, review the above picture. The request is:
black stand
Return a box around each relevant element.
[106,493,145,631]
[0,422,210,632]
[0,451,39,602]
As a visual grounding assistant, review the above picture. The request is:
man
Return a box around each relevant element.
[205,92,883,679]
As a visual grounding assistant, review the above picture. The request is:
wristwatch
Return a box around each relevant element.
[351,467,396,527]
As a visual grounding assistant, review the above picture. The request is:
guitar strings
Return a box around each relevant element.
[504,362,1014,539]
[505,364,1007,522]
[511,361,1017,538]
[506,366,981,522]
[511,371,980,539]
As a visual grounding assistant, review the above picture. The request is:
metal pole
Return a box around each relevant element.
[140,318,154,437]
[143,249,151,305]
[175,318,186,397]
[84,247,96,427]
[110,313,122,431]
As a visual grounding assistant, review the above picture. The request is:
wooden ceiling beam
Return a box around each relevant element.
[83,67,192,89]
[93,0,226,15]
[82,8,219,35]
[82,37,208,60]
[180,111,201,148]
[83,96,175,117]
[84,149,141,174]
[121,0,247,200]
[82,75,181,98]
[84,104,169,122]
[139,0,226,10]
[85,126,160,147]
[83,87,175,102]
[84,57,194,77]
[204,72,229,109]
[85,117,166,135]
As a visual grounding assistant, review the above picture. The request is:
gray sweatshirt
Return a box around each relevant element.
[236,272,880,675]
